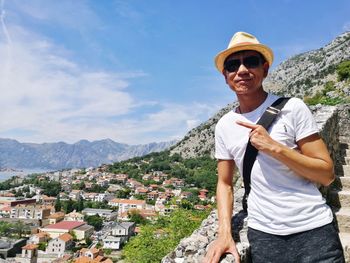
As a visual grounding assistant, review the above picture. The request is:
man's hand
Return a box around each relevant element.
[236,120,280,153]
[203,236,240,263]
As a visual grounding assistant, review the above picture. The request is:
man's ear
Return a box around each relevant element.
[263,62,269,78]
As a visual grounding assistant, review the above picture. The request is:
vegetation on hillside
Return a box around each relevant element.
[122,208,210,263]
[304,60,350,106]
[108,151,218,195]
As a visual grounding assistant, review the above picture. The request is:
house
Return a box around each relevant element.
[108,199,146,215]
[198,189,209,201]
[46,233,73,255]
[135,187,148,195]
[115,174,128,184]
[48,212,65,225]
[147,191,159,201]
[107,184,123,193]
[74,248,112,263]
[51,254,73,263]
[74,224,94,241]
[64,211,84,221]
[103,236,122,250]
[39,221,91,240]
[0,206,11,217]
[10,205,51,221]
[111,222,135,238]
[120,209,157,221]
[27,232,49,244]
[81,208,118,221]
[180,191,193,199]
[68,190,81,201]
[125,179,143,189]
[20,244,38,263]
[0,197,36,208]
[41,195,56,206]
[149,184,159,190]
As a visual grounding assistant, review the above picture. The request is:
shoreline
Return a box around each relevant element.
[0,168,52,182]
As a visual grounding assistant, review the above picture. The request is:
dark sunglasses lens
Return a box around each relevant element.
[244,56,261,68]
[224,59,240,72]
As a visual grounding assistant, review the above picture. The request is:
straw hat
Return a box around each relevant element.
[214,31,274,72]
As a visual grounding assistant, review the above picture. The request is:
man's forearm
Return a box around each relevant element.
[268,136,334,186]
[217,180,234,237]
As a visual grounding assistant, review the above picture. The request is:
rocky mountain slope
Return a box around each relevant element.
[264,31,350,98]
[170,31,350,158]
[0,138,176,170]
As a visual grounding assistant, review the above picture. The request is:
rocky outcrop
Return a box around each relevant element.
[163,104,350,263]
[265,31,350,98]
[170,102,237,159]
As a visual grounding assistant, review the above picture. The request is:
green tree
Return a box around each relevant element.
[0,222,12,237]
[38,242,47,251]
[55,195,62,212]
[84,215,103,231]
[63,199,75,214]
[12,220,30,238]
[77,198,84,212]
[337,60,350,81]
[123,209,210,263]
[128,210,148,225]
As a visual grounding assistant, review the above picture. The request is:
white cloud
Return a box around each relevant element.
[0,24,142,142]
[0,1,221,145]
[0,22,217,145]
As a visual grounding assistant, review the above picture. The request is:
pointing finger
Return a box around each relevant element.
[236,121,258,130]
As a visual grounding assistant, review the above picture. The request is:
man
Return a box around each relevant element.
[203,32,344,263]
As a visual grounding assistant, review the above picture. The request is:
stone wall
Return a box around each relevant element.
[162,104,350,263]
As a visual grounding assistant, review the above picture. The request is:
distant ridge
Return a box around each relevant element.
[0,138,176,170]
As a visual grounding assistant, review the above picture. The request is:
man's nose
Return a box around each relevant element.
[236,62,249,74]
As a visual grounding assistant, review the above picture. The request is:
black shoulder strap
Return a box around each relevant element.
[242,97,290,212]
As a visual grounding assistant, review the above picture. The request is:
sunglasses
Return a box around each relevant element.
[224,55,262,72]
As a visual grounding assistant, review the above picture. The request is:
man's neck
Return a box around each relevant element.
[237,89,268,114]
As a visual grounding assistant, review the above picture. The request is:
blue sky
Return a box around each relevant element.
[0,0,349,145]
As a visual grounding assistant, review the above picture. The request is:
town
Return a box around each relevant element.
[0,153,215,263]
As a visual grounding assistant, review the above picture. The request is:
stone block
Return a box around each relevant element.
[343,165,350,177]
[329,190,350,208]
[335,208,350,233]
[339,233,350,262]
[340,177,350,191]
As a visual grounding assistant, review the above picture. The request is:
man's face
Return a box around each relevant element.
[223,50,269,96]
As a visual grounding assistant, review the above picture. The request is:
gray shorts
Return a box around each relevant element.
[247,222,345,263]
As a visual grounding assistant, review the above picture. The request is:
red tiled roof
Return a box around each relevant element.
[22,244,38,250]
[44,221,85,230]
[58,233,73,242]
[110,198,145,205]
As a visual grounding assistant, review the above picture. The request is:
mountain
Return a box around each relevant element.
[264,31,350,98]
[170,31,350,158]
[0,138,176,170]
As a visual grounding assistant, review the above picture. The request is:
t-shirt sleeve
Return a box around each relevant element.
[215,122,233,160]
[292,98,319,142]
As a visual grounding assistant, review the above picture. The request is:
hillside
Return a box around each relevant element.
[265,31,350,98]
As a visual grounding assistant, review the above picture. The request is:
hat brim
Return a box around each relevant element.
[214,43,274,72]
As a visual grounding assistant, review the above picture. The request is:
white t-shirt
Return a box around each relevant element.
[215,93,333,235]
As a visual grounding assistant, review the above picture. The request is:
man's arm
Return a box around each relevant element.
[203,159,240,263]
[236,121,334,186]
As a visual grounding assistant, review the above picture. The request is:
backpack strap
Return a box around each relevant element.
[242,97,290,212]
